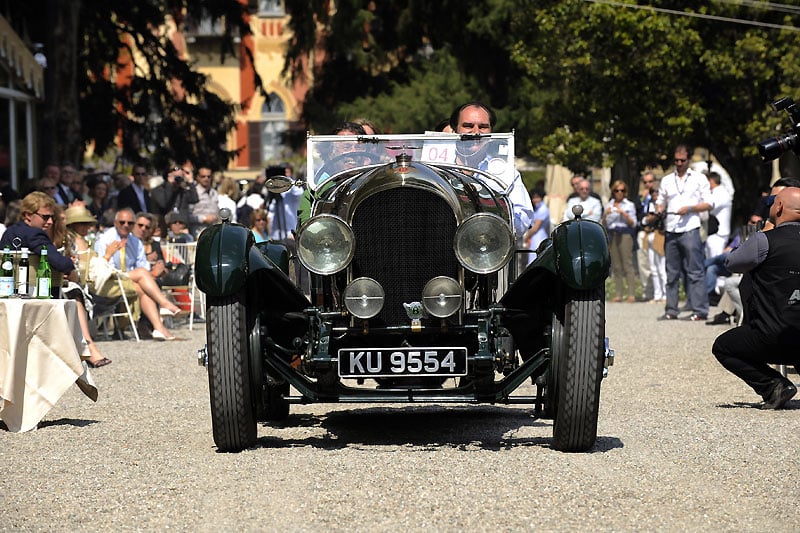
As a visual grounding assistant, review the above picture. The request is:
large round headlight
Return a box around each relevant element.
[297,214,355,275]
[454,213,514,274]
[422,276,462,318]
[344,277,385,319]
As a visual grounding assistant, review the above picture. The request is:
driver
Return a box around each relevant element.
[449,101,534,238]
[302,122,370,225]
[315,122,369,181]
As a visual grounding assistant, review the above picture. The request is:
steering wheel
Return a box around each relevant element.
[316,151,382,181]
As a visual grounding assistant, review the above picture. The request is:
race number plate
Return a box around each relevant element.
[338,347,468,378]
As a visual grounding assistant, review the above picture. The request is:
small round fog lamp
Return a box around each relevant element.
[422,276,463,318]
[344,277,385,319]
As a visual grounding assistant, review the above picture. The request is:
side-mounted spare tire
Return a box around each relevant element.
[207,292,258,452]
[550,287,605,452]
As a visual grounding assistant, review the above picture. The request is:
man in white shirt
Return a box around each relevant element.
[656,144,713,321]
[705,171,732,258]
[95,208,182,340]
[562,178,603,223]
[189,166,219,237]
[449,102,534,237]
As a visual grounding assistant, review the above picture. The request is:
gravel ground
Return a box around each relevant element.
[2,302,799,532]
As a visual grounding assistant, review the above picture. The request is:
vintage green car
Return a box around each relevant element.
[196,132,613,453]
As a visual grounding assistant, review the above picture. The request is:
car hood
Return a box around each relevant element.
[311,159,512,227]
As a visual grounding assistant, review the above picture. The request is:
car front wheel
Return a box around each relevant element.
[551,287,605,452]
[207,292,258,452]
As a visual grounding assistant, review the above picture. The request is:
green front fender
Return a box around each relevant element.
[195,222,253,297]
[550,218,611,290]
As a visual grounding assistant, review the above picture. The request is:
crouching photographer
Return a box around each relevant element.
[712,99,800,409]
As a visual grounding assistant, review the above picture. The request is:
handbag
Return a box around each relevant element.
[162,262,191,286]
[707,214,720,235]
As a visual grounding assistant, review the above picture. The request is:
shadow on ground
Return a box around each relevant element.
[253,405,623,453]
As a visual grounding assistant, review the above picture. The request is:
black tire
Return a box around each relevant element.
[207,293,257,452]
[551,287,605,452]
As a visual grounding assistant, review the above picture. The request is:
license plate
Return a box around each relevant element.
[338,347,468,378]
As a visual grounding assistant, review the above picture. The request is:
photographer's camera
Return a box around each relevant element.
[758,97,800,162]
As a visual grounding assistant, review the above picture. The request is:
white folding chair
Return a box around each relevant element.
[89,271,141,342]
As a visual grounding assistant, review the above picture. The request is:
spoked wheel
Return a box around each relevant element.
[207,292,257,452]
[550,287,605,452]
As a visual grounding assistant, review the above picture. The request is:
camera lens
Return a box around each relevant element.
[758,131,798,162]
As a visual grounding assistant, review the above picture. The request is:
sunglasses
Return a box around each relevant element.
[137,223,151,229]
[116,220,135,226]
[613,189,626,193]
[765,194,776,207]
[34,212,54,222]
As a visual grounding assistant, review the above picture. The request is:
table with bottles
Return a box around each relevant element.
[0,297,98,432]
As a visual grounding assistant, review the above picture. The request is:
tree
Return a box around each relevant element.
[284,0,800,223]
[502,0,800,218]
[283,0,512,134]
[7,0,255,173]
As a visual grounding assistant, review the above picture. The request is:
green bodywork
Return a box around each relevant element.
[195,222,294,298]
[549,217,610,290]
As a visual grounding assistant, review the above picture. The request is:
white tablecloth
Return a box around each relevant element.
[0,298,98,432]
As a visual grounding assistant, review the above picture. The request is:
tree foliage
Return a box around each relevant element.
[284,0,800,220]
[7,0,252,172]
[283,0,511,133]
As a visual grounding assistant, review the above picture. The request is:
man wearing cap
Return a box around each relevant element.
[94,207,182,340]
[165,211,194,243]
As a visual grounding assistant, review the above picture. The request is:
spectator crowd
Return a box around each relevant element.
[0,159,299,351]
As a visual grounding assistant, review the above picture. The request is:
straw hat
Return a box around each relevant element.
[65,205,97,225]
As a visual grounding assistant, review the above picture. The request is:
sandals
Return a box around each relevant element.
[87,357,112,368]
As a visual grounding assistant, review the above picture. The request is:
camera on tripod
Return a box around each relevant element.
[758,97,800,162]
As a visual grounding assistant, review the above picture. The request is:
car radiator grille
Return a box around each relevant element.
[351,187,459,326]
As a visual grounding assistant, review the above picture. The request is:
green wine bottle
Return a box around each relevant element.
[36,248,52,299]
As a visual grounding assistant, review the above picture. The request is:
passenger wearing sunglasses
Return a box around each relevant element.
[0,192,79,284]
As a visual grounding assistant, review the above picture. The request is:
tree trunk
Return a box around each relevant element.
[42,0,82,168]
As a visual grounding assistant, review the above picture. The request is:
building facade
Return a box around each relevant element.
[0,14,44,192]
[181,0,314,176]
